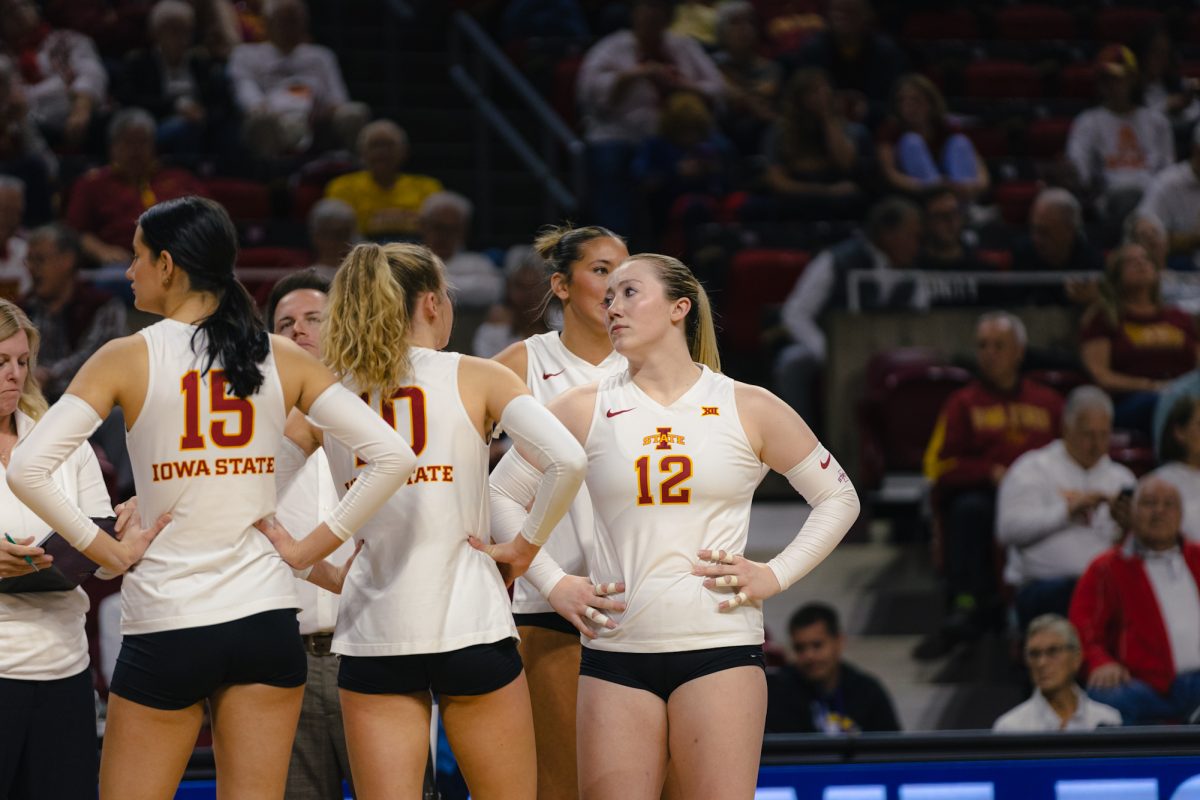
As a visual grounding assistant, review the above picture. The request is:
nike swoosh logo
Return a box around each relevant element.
[606,408,635,418]
[819,453,831,469]
[542,369,565,380]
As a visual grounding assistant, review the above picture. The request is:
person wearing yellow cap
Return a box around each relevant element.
[1067,44,1174,233]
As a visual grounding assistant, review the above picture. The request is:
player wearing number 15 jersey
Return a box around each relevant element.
[259,242,587,800]
[8,197,418,800]
[482,254,861,800]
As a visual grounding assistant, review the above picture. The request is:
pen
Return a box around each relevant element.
[4,533,38,571]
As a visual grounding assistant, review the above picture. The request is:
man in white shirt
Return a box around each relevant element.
[228,0,369,157]
[774,196,924,422]
[0,177,29,300]
[993,614,1121,732]
[997,386,1136,632]
[266,269,355,799]
[1138,125,1200,270]
[1066,45,1173,226]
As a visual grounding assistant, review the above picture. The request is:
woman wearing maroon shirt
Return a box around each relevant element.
[1081,242,1200,434]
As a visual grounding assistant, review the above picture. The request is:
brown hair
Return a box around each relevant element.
[1161,394,1200,464]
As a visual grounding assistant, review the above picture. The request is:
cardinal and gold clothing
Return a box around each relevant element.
[583,365,769,653]
[924,378,1064,489]
[1080,306,1198,383]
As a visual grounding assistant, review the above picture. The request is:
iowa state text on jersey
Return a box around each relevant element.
[151,456,276,481]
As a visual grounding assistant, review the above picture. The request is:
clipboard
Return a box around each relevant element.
[0,518,119,593]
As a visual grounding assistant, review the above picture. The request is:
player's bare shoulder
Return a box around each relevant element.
[546,382,601,445]
[492,339,529,380]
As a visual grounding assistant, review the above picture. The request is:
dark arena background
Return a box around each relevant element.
[5,0,1200,797]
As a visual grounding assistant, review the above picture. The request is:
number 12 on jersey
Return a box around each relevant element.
[635,455,693,505]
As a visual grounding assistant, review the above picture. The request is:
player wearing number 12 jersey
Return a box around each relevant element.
[7,197,418,800]
[483,254,861,800]
[259,242,587,800]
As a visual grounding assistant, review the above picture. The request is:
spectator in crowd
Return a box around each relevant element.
[471,246,549,359]
[766,603,900,734]
[631,90,735,236]
[498,0,590,45]
[917,187,985,306]
[190,0,243,61]
[1137,124,1200,271]
[307,197,359,278]
[1149,395,1200,541]
[1067,45,1173,227]
[115,0,238,157]
[1136,23,1200,150]
[44,0,150,58]
[66,108,206,267]
[877,74,988,202]
[228,0,369,158]
[19,224,125,401]
[1080,242,1200,435]
[996,386,1135,631]
[670,0,720,46]
[775,197,924,423]
[575,0,724,234]
[0,0,107,148]
[0,176,29,299]
[1125,212,1200,316]
[711,1,780,155]
[756,67,866,220]
[919,312,1064,654]
[1071,476,1200,725]
[417,191,502,309]
[791,0,908,127]
[993,615,1122,732]
[324,119,444,239]
[1007,189,1104,306]
[0,55,54,226]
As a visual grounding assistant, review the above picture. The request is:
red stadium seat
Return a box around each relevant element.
[964,126,1008,160]
[995,5,1075,41]
[1110,429,1156,476]
[553,55,584,130]
[723,248,811,354]
[964,61,1041,100]
[994,180,1041,226]
[291,182,324,221]
[1058,63,1096,100]
[902,9,978,41]
[977,249,1013,271]
[858,352,971,489]
[237,246,311,268]
[1094,9,1162,45]
[1027,117,1073,159]
[203,177,272,222]
[1026,368,1089,397]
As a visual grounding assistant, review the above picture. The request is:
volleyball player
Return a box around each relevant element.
[255,242,587,800]
[480,254,860,800]
[491,224,629,799]
[8,196,418,800]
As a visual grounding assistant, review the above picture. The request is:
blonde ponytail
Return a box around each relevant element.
[626,253,721,373]
[324,242,444,393]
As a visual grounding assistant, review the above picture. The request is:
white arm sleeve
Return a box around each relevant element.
[6,394,105,549]
[305,383,418,541]
[489,447,569,597]
[498,395,587,546]
[767,445,861,592]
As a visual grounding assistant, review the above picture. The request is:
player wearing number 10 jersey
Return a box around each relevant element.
[7,197,418,799]
[260,242,587,800]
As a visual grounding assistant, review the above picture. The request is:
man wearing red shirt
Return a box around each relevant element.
[1070,477,1200,725]
[66,107,204,266]
[919,312,1064,655]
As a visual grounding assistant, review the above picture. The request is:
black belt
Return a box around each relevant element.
[302,632,335,656]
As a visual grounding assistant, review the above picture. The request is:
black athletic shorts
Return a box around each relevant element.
[109,608,306,710]
[580,645,765,701]
[514,611,578,637]
[338,638,523,697]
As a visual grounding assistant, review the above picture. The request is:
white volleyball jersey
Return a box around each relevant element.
[512,332,625,613]
[122,319,295,635]
[326,347,516,655]
[583,366,768,652]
